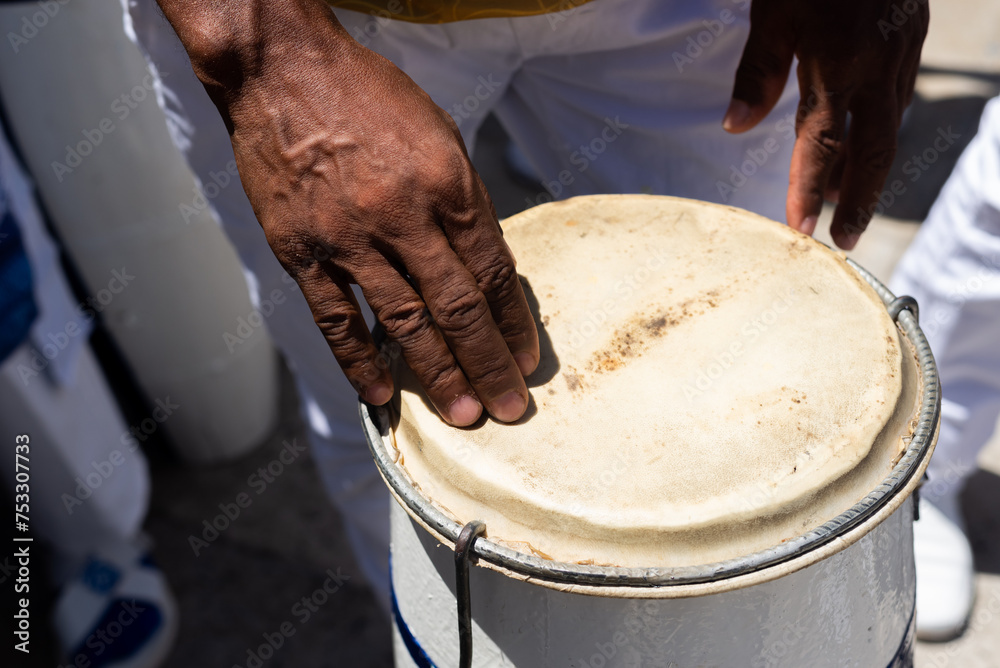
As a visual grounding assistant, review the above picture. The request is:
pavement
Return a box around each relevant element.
[9,3,1000,667]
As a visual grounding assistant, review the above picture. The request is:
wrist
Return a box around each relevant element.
[155,0,353,107]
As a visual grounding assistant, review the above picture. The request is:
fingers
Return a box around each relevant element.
[830,90,900,250]
[439,176,539,377]
[401,232,532,424]
[356,259,487,427]
[724,0,795,133]
[786,64,850,237]
[294,264,395,406]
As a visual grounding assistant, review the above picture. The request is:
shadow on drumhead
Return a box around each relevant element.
[519,276,559,389]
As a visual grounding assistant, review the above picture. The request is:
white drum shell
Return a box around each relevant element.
[390,499,915,667]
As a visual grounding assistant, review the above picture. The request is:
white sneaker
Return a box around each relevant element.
[914,497,975,641]
[52,538,178,667]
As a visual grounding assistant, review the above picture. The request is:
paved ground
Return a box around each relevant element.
[6,3,1000,667]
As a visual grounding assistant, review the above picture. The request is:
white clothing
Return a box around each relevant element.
[0,121,149,558]
[890,95,1000,522]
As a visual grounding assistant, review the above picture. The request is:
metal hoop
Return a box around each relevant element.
[362,257,940,589]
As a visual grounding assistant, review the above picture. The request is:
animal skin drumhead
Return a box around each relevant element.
[387,195,920,568]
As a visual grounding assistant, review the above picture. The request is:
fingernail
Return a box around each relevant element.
[490,390,527,423]
[447,395,482,427]
[514,352,537,377]
[723,100,751,132]
[798,215,818,236]
[367,382,393,405]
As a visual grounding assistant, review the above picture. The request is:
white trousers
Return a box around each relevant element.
[124,0,797,607]
[0,118,149,563]
[890,95,1000,523]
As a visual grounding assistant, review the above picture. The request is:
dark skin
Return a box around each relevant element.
[157,0,927,424]
[724,0,928,249]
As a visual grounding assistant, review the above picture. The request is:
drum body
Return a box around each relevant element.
[389,499,915,668]
[363,195,937,668]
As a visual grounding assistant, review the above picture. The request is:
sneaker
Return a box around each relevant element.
[52,539,178,667]
[914,497,975,641]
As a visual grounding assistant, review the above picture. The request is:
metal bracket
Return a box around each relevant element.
[455,520,486,668]
[887,295,919,323]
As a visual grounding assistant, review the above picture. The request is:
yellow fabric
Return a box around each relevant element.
[326,0,596,23]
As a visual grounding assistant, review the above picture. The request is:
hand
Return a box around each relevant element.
[158,0,539,426]
[723,0,928,249]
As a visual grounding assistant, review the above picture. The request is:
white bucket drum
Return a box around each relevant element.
[361,195,939,668]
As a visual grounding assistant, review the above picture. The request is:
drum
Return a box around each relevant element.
[361,195,939,667]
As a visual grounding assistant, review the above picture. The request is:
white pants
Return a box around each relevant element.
[0,118,149,564]
[124,0,797,606]
[890,95,1000,523]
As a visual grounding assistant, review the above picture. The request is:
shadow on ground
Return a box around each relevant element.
[964,469,1000,576]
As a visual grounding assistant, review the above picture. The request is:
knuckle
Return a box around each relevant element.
[478,256,518,300]
[464,355,512,388]
[418,358,463,393]
[803,125,845,161]
[735,49,786,90]
[314,308,356,342]
[380,299,432,341]
[434,286,490,334]
[857,143,897,175]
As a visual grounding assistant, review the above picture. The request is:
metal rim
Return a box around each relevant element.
[361,258,940,588]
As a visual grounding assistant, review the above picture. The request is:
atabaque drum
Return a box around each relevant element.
[361,195,939,668]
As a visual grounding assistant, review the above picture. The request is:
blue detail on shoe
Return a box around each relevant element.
[67,598,162,668]
[139,553,158,570]
[0,205,38,365]
[81,559,121,595]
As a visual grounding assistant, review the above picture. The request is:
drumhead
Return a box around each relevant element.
[383,195,923,570]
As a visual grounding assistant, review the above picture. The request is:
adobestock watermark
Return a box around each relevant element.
[672,0,750,73]
[188,438,307,556]
[56,597,152,668]
[15,267,136,385]
[912,254,1000,340]
[343,0,403,47]
[682,287,800,402]
[179,159,239,223]
[525,116,630,208]
[6,0,72,54]
[545,0,594,30]
[50,72,159,183]
[878,0,927,41]
[59,397,180,514]
[224,285,292,353]
[448,74,503,129]
[231,567,350,668]
[924,591,1000,667]
[564,247,672,350]
[854,125,961,227]
[714,86,829,203]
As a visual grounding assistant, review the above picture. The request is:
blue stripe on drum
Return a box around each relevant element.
[886,602,916,668]
[390,556,438,668]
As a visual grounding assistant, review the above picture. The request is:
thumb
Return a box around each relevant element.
[724,1,795,134]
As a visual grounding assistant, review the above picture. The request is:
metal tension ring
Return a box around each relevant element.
[455,520,486,668]
[887,295,919,323]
